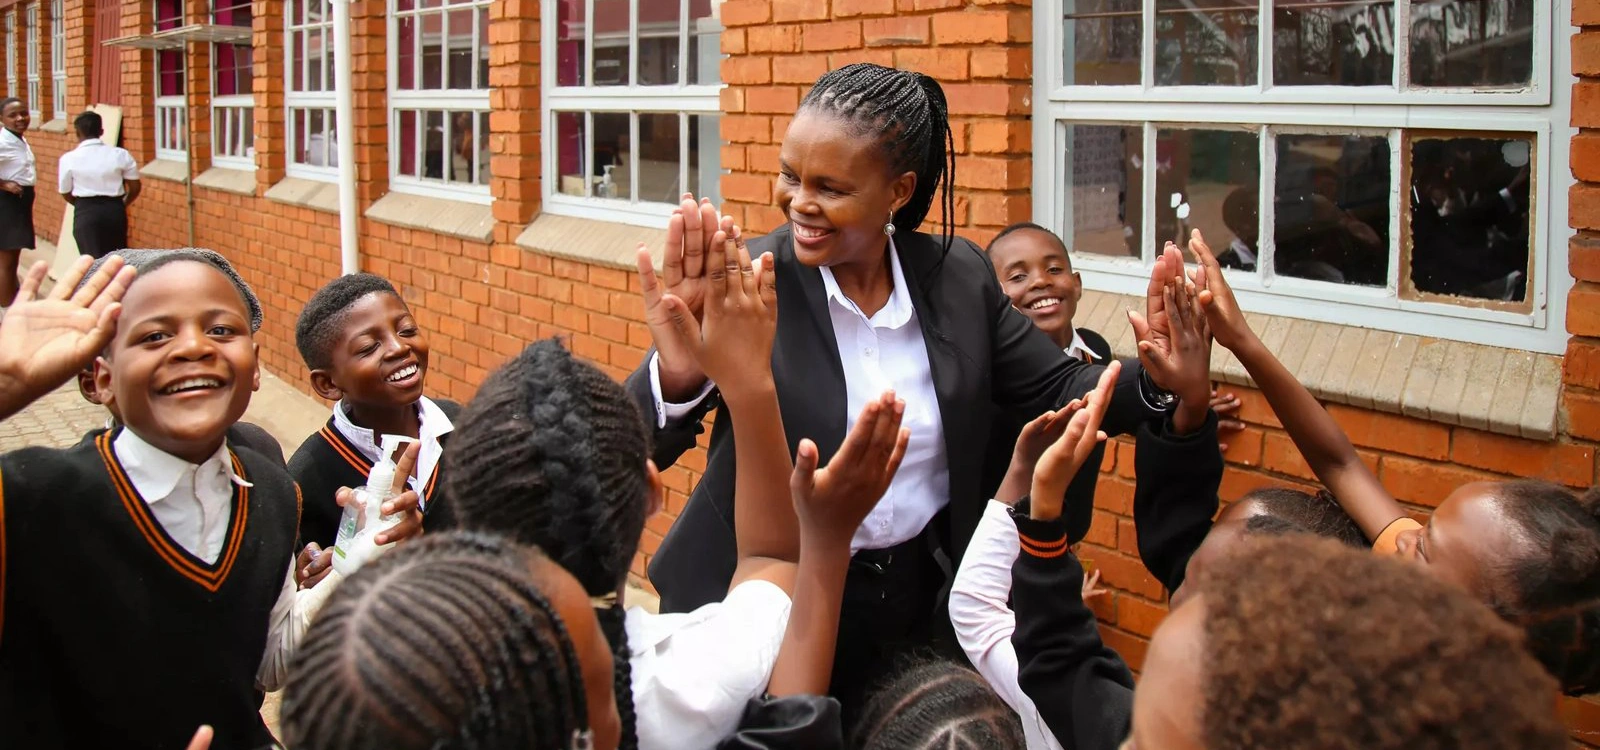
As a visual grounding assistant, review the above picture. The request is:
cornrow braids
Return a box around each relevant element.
[799,63,956,258]
[443,337,651,749]
[280,532,593,750]
[1237,487,1366,549]
[1491,481,1600,695]
[850,660,1026,750]
[295,273,404,371]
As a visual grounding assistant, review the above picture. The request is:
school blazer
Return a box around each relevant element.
[625,226,1161,613]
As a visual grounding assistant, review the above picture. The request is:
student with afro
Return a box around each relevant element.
[290,273,461,551]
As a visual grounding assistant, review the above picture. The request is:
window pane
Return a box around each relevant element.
[638,1,681,86]
[476,110,490,185]
[157,49,184,96]
[593,0,629,86]
[1155,0,1259,86]
[1154,128,1259,256]
[687,0,720,86]
[637,113,680,202]
[446,8,473,89]
[593,112,630,198]
[1408,0,1533,89]
[477,6,489,88]
[556,0,586,86]
[1064,124,1143,258]
[1274,133,1391,286]
[397,16,416,90]
[398,109,419,177]
[688,113,722,206]
[1064,0,1141,85]
[556,112,588,196]
[290,29,306,91]
[1273,0,1395,86]
[424,109,445,179]
[422,15,444,89]
[1408,134,1531,301]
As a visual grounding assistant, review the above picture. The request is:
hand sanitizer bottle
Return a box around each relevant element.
[331,435,417,577]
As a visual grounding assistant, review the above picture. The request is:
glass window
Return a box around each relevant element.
[286,0,335,178]
[6,12,17,100]
[211,0,253,167]
[544,0,725,225]
[24,4,38,118]
[389,0,490,199]
[154,0,186,161]
[49,0,62,118]
[1038,0,1561,352]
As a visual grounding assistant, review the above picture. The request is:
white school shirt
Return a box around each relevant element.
[626,579,792,750]
[0,128,35,186]
[650,240,951,553]
[949,500,1065,750]
[58,138,139,197]
[1065,329,1099,364]
[331,395,453,507]
[113,428,341,692]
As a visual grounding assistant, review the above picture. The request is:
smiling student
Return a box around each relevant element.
[289,273,460,549]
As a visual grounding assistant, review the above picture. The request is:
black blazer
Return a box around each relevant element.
[626,227,1162,613]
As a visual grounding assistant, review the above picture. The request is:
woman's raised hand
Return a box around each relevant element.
[635,194,734,400]
[697,229,779,401]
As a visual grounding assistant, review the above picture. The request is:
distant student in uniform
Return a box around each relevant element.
[290,273,460,552]
[59,111,141,259]
[0,97,37,305]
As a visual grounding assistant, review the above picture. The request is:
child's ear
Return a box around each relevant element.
[92,356,115,408]
[308,369,343,402]
[645,459,665,517]
[250,342,261,392]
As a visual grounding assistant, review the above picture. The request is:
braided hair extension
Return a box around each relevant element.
[443,337,650,748]
[849,660,1026,750]
[280,532,593,750]
[799,63,957,262]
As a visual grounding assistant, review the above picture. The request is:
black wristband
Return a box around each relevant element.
[1138,367,1178,412]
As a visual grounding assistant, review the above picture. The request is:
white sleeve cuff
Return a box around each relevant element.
[648,351,716,429]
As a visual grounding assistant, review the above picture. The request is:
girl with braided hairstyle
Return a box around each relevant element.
[625,63,1193,716]
[280,532,621,750]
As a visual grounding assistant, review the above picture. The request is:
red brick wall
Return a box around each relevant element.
[18,0,1600,742]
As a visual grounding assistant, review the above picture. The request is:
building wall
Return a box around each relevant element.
[5,0,1599,740]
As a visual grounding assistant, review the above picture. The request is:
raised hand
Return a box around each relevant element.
[994,404,1080,505]
[1140,275,1212,434]
[695,229,779,402]
[791,391,910,544]
[1031,361,1120,521]
[1189,229,1255,351]
[0,256,137,422]
[1127,241,1184,390]
[184,726,213,750]
[662,194,732,322]
[635,195,738,401]
[1211,390,1244,450]
[333,441,424,546]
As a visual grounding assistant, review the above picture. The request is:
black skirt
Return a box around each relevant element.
[0,185,35,251]
[73,196,128,259]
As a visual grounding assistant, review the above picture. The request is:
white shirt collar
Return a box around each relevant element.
[1066,329,1100,363]
[1229,238,1257,266]
[817,238,915,330]
[113,426,252,504]
[74,137,105,149]
[331,395,454,464]
[0,128,25,145]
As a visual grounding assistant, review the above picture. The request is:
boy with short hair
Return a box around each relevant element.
[290,273,459,549]
[0,249,361,748]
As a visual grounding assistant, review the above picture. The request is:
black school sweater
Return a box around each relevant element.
[1132,412,1224,593]
[0,429,299,750]
[289,399,461,548]
[1011,506,1135,750]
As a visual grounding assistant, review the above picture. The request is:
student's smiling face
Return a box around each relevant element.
[1,100,28,136]
[95,261,259,464]
[310,292,430,409]
[990,228,1083,345]
[1390,483,1518,597]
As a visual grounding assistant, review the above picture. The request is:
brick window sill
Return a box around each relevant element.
[140,159,191,185]
[193,166,256,196]
[366,192,494,244]
[515,213,666,272]
[265,176,340,214]
[39,118,67,134]
[1077,289,1562,440]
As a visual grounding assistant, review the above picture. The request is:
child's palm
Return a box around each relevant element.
[0,258,133,400]
[1031,362,1119,521]
[792,393,908,538]
[696,236,777,393]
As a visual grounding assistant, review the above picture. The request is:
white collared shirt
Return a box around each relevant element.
[627,579,792,750]
[0,127,36,186]
[1066,329,1100,364]
[59,138,139,197]
[330,395,453,506]
[949,500,1065,750]
[650,240,949,553]
[111,427,342,692]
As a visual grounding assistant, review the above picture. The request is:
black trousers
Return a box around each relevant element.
[828,529,961,736]
[73,196,128,259]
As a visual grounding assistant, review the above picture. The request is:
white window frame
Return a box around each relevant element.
[385,0,492,204]
[1033,0,1575,354]
[48,0,61,119]
[154,0,187,163]
[5,12,16,100]
[24,4,38,118]
[540,0,724,228]
[209,0,254,169]
[284,0,336,180]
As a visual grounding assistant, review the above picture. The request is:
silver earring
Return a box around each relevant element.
[570,729,595,750]
[884,213,896,237]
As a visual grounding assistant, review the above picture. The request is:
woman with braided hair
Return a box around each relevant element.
[279,531,621,750]
[625,63,1192,716]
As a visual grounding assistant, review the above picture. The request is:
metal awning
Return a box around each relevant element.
[101,23,250,49]
[101,33,183,50]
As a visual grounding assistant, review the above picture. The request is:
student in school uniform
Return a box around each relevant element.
[0,249,421,748]
[289,273,459,550]
[59,111,140,259]
[0,97,36,306]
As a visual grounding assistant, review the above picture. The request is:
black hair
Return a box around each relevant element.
[295,273,403,371]
[78,248,263,332]
[1238,487,1367,548]
[988,222,1070,256]
[280,532,593,750]
[1242,513,1310,538]
[444,337,651,749]
[0,97,21,113]
[850,660,1026,750]
[798,63,955,256]
[1488,481,1600,696]
[74,111,103,138]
